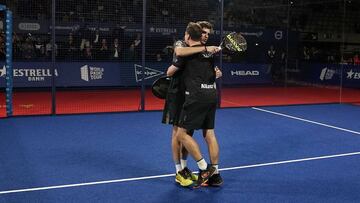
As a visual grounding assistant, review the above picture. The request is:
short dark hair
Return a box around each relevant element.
[197,21,214,33]
[186,22,202,41]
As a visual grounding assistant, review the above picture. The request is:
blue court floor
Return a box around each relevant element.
[0,104,359,202]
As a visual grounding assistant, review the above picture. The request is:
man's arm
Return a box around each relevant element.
[175,46,221,57]
[166,64,179,77]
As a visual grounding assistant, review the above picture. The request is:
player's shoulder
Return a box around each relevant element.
[174,40,187,48]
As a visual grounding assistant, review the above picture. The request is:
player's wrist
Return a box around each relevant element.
[204,46,207,52]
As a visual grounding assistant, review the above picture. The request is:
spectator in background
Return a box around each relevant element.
[12,33,22,59]
[353,53,360,65]
[111,38,122,60]
[132,33,142,59]
[266,45,277,80]
[303,46,310,61]
[124,43,136,61]
[34,37,45,59]
[83,45,93,60]
[65,33,77,59]
[97,38,110,60]
[45,39,58,58]
[22,36,36,59]
[0,32,5,60]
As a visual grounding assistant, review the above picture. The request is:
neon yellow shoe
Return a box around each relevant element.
[183,167,198,181]
[175,170,193,187]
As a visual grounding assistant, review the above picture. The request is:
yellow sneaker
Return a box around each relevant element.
[183,167,198,181]
[175,170,193,187]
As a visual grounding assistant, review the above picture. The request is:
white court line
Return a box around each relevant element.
[1,151,360,195]
[252,107,360,135]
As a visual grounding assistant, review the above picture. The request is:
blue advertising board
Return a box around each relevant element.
[0,62,273,88]
[305,64,360,87]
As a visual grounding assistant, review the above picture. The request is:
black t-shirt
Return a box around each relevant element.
[180,45,217,103]
[168,40,187,94]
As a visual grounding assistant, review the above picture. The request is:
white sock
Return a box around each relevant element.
[212,164,219,174]
[197,158,207,171]
[180,159,187,169]
[175,164,182,173]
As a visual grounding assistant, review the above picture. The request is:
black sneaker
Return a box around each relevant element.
[182,167,198,181]
[208,173,223,187]
[193,166,216,188]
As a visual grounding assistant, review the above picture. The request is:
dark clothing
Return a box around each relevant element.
[178,102,216,130]
[162,40,187,125]
[177,45,217,130]
[180,45,217,104]
[162,70,185,125]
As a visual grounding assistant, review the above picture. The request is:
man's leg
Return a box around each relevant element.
[203,129,219,165]
[177,127,216,187]
[177,128,203,161]
[171,126,181,171]
[172,126,193,186]
[179,130,197,181]
[203,129,223,186]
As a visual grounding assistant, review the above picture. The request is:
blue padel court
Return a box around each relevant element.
[1,104,360,202]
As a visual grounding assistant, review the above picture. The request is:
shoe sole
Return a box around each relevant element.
[175,179,193,187]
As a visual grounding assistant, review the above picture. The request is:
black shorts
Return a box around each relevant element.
[162,76,184,125]
[178,101,217,131]
[162,92,184,125]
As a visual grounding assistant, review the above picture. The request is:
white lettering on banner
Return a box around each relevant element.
[13,69,55,77]
[89,67,104,80]
[18,23,40,31]
[80,65,104,82]
[231,70,260,76]
[135,70,159,77]
[7,68,58,82]
[53,25,80,31]
[28,77,44,81]
[134,64,163,82]
[149,27,177,35]
[347,69,360,80]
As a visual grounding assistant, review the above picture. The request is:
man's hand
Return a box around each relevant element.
[206,46,221,54]
[215,66,222,79]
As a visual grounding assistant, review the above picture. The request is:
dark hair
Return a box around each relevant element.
[186,22,202,41]
[197,21,214,32]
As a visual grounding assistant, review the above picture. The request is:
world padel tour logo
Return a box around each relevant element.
[134,64,163,82]
[320,67,335,81]
[80,65,104,82]
[347,69,360,80]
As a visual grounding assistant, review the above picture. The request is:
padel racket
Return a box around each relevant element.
[151,76,171,99]
[219,32,247,52]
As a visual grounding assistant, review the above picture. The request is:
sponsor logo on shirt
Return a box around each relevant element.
[201,83,216,89]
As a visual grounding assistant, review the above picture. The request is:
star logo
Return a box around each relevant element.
[0,65,6,77]
[347,69,354,79]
